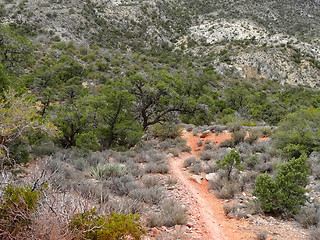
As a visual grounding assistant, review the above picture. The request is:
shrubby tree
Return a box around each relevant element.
[84,85,143,149]
[124,70,202,130]
[0,90,57,166]
[217,149,243,180]
[274,107,320,158]
[0,63,8,96]
[0,184,41,239]
[27,56,85,116]
[97,85,142,148]
[253,154,309,215]
[0,24,34,72]
[52,101,94,148]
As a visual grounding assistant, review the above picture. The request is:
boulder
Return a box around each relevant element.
[190,175,203,184]
[206,172,218,181]
[200,130,210,138]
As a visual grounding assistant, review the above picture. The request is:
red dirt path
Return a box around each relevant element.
[168,130,308,240]
[169,130,255,240]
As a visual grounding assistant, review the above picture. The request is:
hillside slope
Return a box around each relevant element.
[1,0,320,86]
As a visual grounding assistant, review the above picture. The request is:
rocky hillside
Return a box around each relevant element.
[1,0,320,86]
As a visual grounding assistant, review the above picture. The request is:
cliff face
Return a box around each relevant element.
[1,0,319,86]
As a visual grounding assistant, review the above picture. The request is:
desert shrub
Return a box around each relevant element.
[245,129,262,145]
[147,150,166,163]
[148,123,182,140]
[309,227,320,240]
[77,181,109,203]
[87,151,110,166]
[0,184,41,238]
[223,203,233,215]
[253,154,309,215]
[219,139,234,148]
[255,230,268,240]
[295,202,320,228]
[204,162,219,173]
[204,143,215,151]
[91,163,107,179]
[209,173,225,191]
[245,199,263,215]
[185,124,194,132]
[209,171,239,199]
[214,181,239,199]
[261,128,272,137]
[103,162,127,178]
[312,164,320,180]
[252,141,269,153]
[227,121,242,132]
[214,181,238,199]
[169,147,181,157]
[192,128,198,136]
[180,144,192,153]
[166,176,177,186]
[126,160,141,177]
[240,170,258,191]
[255,161,274,173]
[196,139,203,147]
[142,175,160,188]
[73,158,89,171]
[113,154,128,163]
[144,161,169,174]
[245,154,258,169]
[110,175,140,196]
[106,197,143,215]
[161,199,188,227]
[159,140,172,150]
[189,162,203,174]
[174,138,191,153]
[223,203,247,219]
[147,212,164,227]
[200,151,212,161]
[69,208,145,240]
[135,153,150,163]
[129,186,164,204]
[232,130,246,145]
[237,142,253,154]
[183,157,198,168]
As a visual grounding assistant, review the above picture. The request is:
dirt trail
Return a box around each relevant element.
[170,154,228,240]
[168,130,310,240]
[169,130,255,240]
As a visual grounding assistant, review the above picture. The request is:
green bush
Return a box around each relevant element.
[0,184,41,237]
[217,149,243,180]
[69,208,145,240]
[253,154,309,216]
[148,123,182,140]
[274,108,320,158]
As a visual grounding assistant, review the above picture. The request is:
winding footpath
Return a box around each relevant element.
[169,154,228,240]
[167,130,310,240]
[168,130,255,240]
